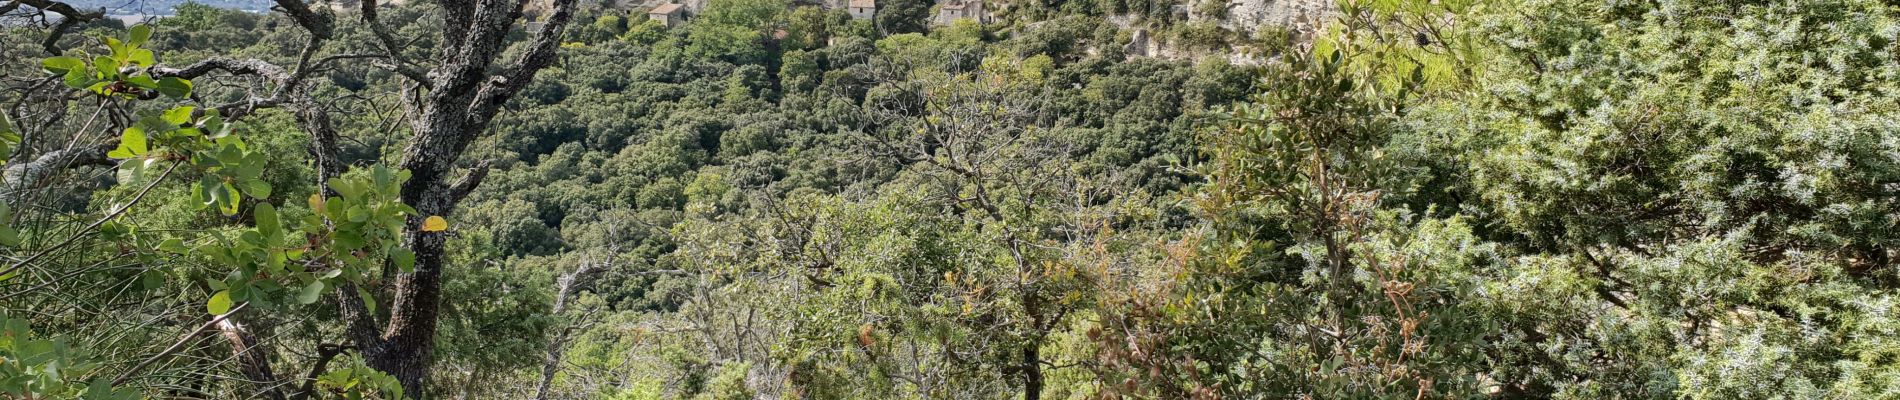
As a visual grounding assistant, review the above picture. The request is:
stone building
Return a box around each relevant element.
[934,0,987,25]
[848,0,875,20]
[648,3,685,26]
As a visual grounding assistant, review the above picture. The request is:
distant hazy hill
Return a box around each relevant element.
[63,0,271,15]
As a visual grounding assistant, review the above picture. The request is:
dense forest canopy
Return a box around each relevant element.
[1,0,1897,398]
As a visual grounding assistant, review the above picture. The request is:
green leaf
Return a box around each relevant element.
[266,250,286,273]
[332,179,366,200]
[207,290,233,315]
[347,206,370,223]
[255,203,281,240]
[106,127,148,159]
[0,205,10,248]
[117,158,156,184]
[42,57,84,75]
[332,229,365,250]
[84,377,124,400]
[197,175,219,207]
[106,37,126,59]
[128,49,156,67]
[392,248,416,273]
[242,179,272,199]
[64,69,95,89]
[158,238,188,253]
[218,182,241,216]
[239,227,267,249]
[202,115,227,137]
[134,114,169,133]
[237,152,268,180]
[139,268,166,291]
[163,106,195,126]
[0,117,14,162]
[125,75,159,89]
[157,77,192,98]
[93,56,120,81]
[372,166,393,187]
[217,141,244,164]
[0,225,18,248]
[357,286,377,313]
[127,25,152,47]
[297,281,325,304]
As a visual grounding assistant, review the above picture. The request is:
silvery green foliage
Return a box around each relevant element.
[1443,0,1900,397]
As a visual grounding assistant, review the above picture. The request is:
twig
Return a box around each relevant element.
[0,161,179,279]
[112,302,250,386]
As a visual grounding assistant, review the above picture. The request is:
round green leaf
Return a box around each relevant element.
[157,77,193,98]
[242,179,272,199]
[127,25,152,47]
[255,203,281,239]
[106,127,148,159]
[296,281,325,305]
[207,290,233,315]
[41,57,84,75]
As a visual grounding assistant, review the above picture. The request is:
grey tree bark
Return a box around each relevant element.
[533,253,609,400]
[149,0,582,395]
[14,0,581,394]
[340,0,581,394]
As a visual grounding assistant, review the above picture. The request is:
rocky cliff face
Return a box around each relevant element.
[1213,0,1333,36]
[1120,0,1329,64]
[1125,27,1271,65]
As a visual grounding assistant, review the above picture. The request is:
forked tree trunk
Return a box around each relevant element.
[11,0,578,396]
[345,0,580,393]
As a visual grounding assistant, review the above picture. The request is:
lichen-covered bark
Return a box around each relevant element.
[0,144,110,205]
[216,317,288,400]
[352,0,581,393]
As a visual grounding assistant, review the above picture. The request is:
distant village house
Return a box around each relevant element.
[648,3,685,27]
[848,0,875,20]
[934,0,987,25]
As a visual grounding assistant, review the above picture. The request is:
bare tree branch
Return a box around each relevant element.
[3,0,104,54]
[289,344,350,400]
[269,0,333,40]
[154,57,292,81]
[0,141,111,204]
[468,0,579,124]
[216,316,288,400]
[358,0,432,86]
[112,303,250,386]
[533,251,612,400]
[444,159,490,208]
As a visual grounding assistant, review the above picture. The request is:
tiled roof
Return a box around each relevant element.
[849,0,874,7]
[650,3,683,14]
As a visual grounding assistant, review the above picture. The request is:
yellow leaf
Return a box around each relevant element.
[422,216,448,232]
[308,193,324,213]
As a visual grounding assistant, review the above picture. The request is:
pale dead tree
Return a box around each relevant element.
[854,67,1087,400]
[534,248,614,400]
[7,0,586,394]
